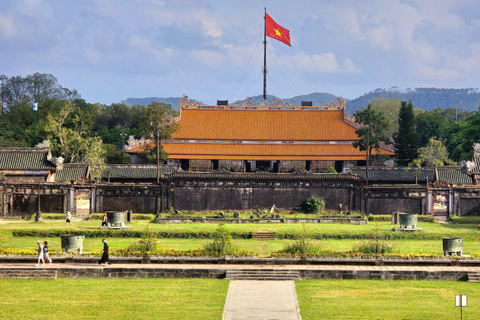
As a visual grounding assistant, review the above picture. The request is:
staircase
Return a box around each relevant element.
[0,269,57,279]
[467,273,480,282]
[226,269,300,281]
[251,231,276,240]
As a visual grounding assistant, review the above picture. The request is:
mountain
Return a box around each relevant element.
[121,92,342,111]
[120,88,480,114]
[121,97,184,110]
[233,92,343,106]
[346,87,480,114]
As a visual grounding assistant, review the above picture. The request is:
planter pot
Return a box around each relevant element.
[399,214,418,229]
[442,237,463,256]
[106,211,126,227]
[61,234,85,254]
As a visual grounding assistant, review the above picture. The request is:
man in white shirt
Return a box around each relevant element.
[66,210,74,227]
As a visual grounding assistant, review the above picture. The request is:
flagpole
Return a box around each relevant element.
[263,7,267,100]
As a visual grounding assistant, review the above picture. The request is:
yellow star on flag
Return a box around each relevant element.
[274,28,281,36]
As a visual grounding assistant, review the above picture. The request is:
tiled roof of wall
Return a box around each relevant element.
[437,166,472,184]
[55,164,89,182]
[102,165,177,179]
[0,147,56,170]
[350,167,435,182]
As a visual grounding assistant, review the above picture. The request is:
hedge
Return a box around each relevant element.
[12,229,253,239]
[89,213,156,221]
[368,214,434,223]
[12,228,477,241]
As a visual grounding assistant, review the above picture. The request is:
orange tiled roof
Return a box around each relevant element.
[162,142,392,160]
[172,109,358,141]
[126,98,395,159]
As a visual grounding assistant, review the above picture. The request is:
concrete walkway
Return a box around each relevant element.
[223,280,301,320]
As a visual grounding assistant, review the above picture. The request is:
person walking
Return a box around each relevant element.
[43,241,52,265]
[35,241,45,267]
[101,213,108,227]
[97,239,111,265]
[66,211,74,227]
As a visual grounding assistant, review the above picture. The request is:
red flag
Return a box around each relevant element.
[265,13,291,46]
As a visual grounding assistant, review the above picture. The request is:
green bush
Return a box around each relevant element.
[36,213,65,220]
[281,239,325,258]
[304,196,325,214]
[202,224,248,257]
[326,166,337,173]
[353,241,396,255]
[12,229,252,239]
[368,214,434,223]
[89,213,155,220]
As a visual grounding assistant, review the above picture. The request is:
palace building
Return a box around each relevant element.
[126,96,395,173]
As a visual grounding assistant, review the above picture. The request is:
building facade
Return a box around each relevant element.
[126,96,395,173]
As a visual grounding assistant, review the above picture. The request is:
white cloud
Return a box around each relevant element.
[128,36,151,49]
[287,52,338,72]
[343,58,362,74]
[195,9,222,39]
[366,25,395,51]
[328,7,366,41]
[193,50,224,66]
[0,14,16,38]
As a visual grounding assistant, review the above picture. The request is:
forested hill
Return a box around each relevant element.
[345,88,480,114]
[121,97,183,110]
[121,92,341,111]
[121,88,480,114]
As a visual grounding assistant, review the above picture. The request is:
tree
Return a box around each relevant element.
[141,102,180,183]
[409,137,454,169]
[1,73,79,111]
[369,97,401,139]
[415,109,447,147]
[44,100,106,179]
[393,101,418,166]
[353,104,390,185]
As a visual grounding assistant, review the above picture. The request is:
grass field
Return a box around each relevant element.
[296,279,480,319]
[0,278,229,320]
[2,218,480,257]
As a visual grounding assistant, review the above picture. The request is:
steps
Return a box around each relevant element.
[467,273,480,282]
[0,269,57,279]
[226,269,300,281]
[251,231,276,240]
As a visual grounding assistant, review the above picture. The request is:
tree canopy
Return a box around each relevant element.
[394,101,418,166]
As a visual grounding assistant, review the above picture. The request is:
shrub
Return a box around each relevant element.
[128,223,157,255]
[89,213,155,220]
[326,166,337,173]
[304,196,325,214]
[280,239,325,258]
[202,223,247,257]
[353,241,397,255]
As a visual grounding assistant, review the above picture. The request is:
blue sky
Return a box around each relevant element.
[1,0,479,105]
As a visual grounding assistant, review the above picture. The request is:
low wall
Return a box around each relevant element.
[165,173,362,211]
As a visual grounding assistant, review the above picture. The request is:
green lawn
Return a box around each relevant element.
[296,279,480,319]
[0,278,228,320]
[2,218,480,257]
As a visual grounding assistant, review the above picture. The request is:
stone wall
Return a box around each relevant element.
[96,184,161,213]
[364,186,427,215]
[454,187,480,216]
[164,173,362,211]
[2,177,480,216]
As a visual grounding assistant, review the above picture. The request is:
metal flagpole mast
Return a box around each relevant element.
[263,7,267,100]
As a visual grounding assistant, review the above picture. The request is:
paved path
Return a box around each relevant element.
[223,280,301,320]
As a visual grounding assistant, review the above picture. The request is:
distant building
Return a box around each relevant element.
[126,96,395,173]
[0,147,61,182]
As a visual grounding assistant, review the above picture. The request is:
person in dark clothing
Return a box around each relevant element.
[97,239,111,265]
